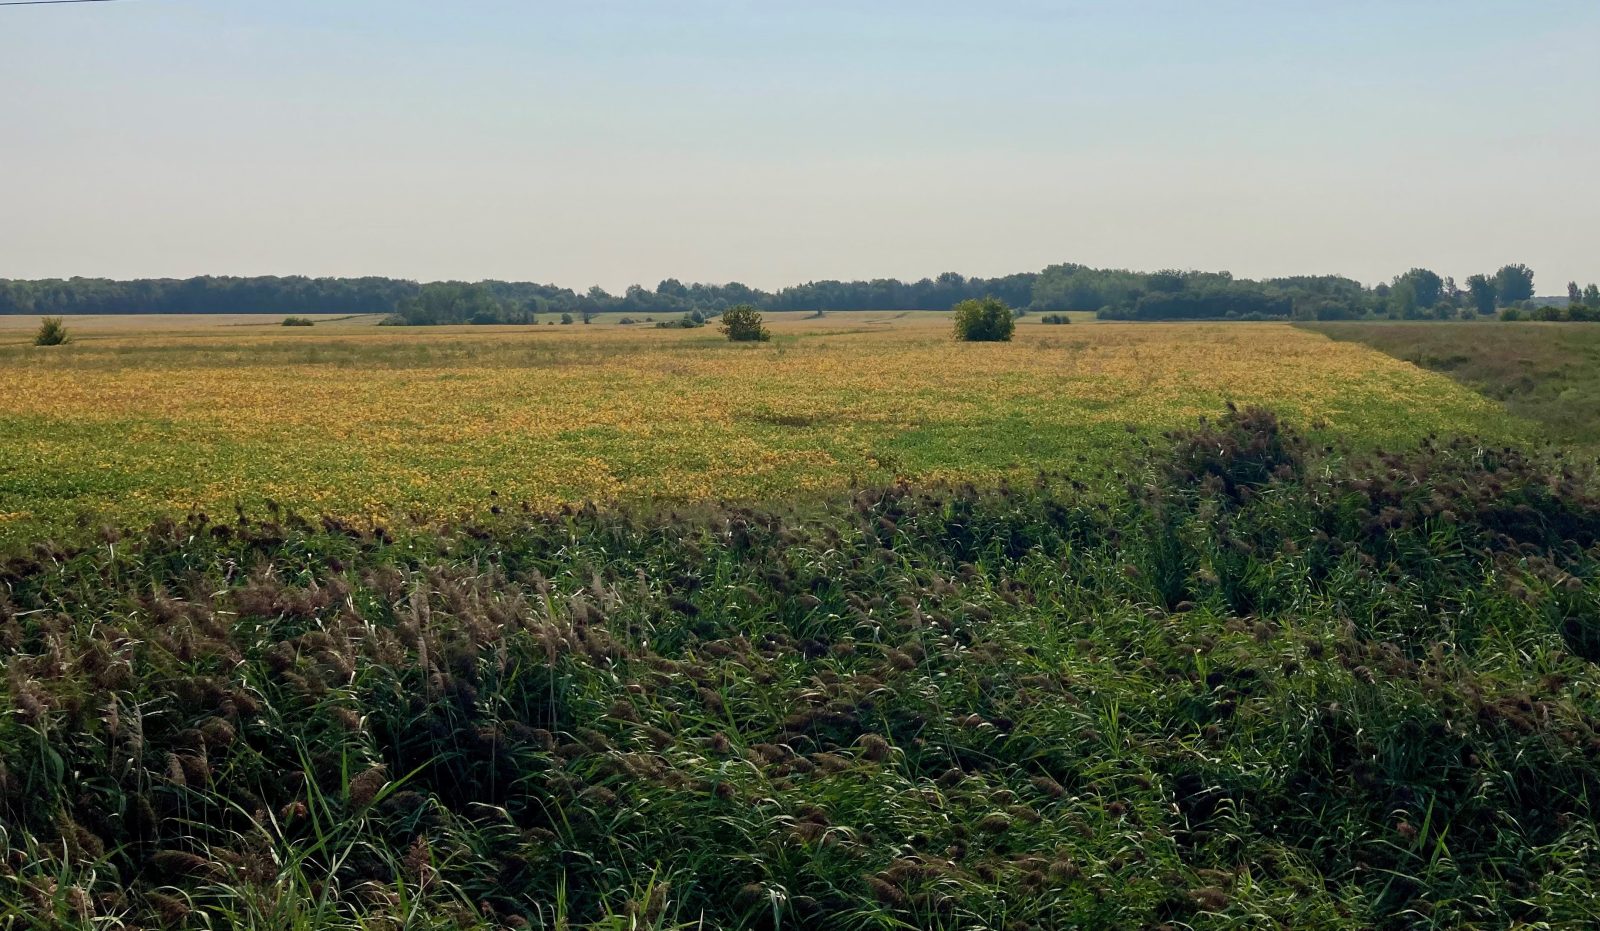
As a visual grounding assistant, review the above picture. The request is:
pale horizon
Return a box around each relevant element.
[3,0,1597,293]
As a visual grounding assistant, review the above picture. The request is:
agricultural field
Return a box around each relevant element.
[0,313,389,334]
[8,312,1600,931]
[1311,321,1600,449]
[0,315,1518,547]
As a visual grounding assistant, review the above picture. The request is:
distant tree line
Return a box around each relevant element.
[0,276,417,317]
[0,262,1580,324]
[1501,279,1600,322]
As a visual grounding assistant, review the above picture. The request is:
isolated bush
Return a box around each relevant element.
[1040,313,1070,325]
[33,316,69,346]
[953,297,1015,342]
[719,303,770,342]
[618,317,637,325]
[560,313,574,325]
[281,316,314,327]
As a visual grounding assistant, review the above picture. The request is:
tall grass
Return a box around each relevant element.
[3,410,1599,928]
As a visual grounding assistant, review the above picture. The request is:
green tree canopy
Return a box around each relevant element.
[1465,275,1497,315]
[953,297,1016,342]
[1394,268,1444,310]
[392,282,509,325]
[1494,264,1536,306]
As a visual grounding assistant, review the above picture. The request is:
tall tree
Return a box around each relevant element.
[1494,264,1536,305]
[1586,284,1600,306]
[1570,282,1584,306]
[1465,275,1497,315]
[1394,268,1444,310]
[1390,280,1420,319]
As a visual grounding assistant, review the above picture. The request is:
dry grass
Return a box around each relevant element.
[1310,321,1600,449]
[0,312,389,334]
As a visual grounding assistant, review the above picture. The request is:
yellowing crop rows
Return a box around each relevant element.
[0,316,1518,544]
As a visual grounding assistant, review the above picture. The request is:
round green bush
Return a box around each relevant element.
[952,297,1015,342]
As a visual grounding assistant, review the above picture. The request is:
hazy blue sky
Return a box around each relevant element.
[2,0,1596,291]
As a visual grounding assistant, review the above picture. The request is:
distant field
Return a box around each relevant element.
[0,308,1094,334]
[0,312,390,333]
[0,315,1519,545]
[3,315,1589,930]
[1310,322,1600,449]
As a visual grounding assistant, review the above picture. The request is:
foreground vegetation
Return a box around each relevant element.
[4,408,1600,929]
[0,319,1516,548]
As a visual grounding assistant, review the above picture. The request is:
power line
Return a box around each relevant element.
[0,0,127,6]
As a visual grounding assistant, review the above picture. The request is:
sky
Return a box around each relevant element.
[1,0,1597,292]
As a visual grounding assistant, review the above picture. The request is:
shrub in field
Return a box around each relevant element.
[281,316,315,327]
[1040,313,1070,324]
[953,296,1015,341]
[33,316,69,346]
[656,311,706,329]
[560,312,574,324]
[718,303,770,342]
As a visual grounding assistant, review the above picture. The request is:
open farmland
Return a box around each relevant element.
[1310,321,1600,449]
[0,313,389,334]
[0,315,1519,546]
[7,0,1598,925]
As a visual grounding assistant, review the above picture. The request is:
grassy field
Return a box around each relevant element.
[2,314,1595,930]
[1311,321,1600,449]
[0,315,1519,547]
[6,409,1600,929]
